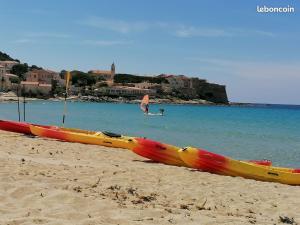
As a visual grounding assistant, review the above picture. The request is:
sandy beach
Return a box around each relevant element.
[0,130,299,225]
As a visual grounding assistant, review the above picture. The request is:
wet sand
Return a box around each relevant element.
[0,130,299,225]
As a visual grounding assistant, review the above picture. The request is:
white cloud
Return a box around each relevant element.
[175,27,275,38]
[13,39,35,44]
[26,32,71,38]
[175,26,233,38]
[12,32,71,45]
[81,17,148,34]
[80,17,275,38]
[83,40,132,46]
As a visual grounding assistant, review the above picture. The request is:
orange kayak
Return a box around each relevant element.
[0,119,51,135]
[30,125,139,150]
[132,138,187,167]
[179,147,300,185]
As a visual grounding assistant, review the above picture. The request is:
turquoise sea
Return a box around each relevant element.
[1,101,300,167]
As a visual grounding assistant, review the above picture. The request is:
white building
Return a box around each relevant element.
[0,60,19,72]
[0,65,5,77]
[97,86,156,97]
[0,65,19,91]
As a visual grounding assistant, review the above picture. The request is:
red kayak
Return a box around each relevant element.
[0,120,51,135]
[132,138,272,167]
[132,138,187,167]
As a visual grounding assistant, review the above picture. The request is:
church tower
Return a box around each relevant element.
[109,62,115,85]
[111,62,115,77]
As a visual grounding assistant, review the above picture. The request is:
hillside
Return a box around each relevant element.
[0,51,19,62]
[114,73,168,84]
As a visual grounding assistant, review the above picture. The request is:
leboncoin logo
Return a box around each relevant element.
[257,5,295,13]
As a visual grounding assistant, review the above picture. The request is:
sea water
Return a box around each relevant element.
[1,101,299,167]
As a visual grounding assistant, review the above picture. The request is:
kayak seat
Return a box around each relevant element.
[103,131,122,138]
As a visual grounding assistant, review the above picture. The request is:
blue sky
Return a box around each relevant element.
[0,0,299,104]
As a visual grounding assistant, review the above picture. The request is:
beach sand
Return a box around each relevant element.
[0,130,299,225]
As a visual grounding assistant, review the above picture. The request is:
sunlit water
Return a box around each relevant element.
[1,101,299,167]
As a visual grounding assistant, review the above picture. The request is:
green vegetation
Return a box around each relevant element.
[50,79,65,96]
[10,64,28,80]
[1,51,43,80]
[87,71,106,82]
[0,77,5,90]
[0,51,19,62]
[114,73,168,84]
[71,70,96,87]
[59,70,67,79]
[9,76,20,84]
[30,65,43,70]
[10,64,44,80]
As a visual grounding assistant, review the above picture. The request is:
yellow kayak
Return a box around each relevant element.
[30,125,138,150]
[132,137,187,167]
[178,147,300,185]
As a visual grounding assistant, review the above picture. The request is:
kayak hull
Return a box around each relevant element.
[178,147,300,185]
[0,120,52,135]
[0,120,31,134]
[30,125,138,150]
[132,138,187,167]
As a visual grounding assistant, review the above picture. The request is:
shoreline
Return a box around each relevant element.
[0,93,226,106]
[0,130,299,224]
[2,92,299,108]
[0,92,255,107]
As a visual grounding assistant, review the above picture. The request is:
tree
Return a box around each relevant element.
[10,64,28,80]
[50,79,58,95]
[59,70,67,79]
[114,73,168,84]
[9,76,20,84]
[0,51,18,61]
[0,77,5,91]
[30,65,43,71]
[71,70,96,87]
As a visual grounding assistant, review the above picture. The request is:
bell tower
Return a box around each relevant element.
[111,62,115,76]
[109,62,115,85]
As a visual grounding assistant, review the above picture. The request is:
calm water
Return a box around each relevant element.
[1,101,300,167]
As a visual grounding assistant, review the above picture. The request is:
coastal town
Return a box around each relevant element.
[0,51,228,104]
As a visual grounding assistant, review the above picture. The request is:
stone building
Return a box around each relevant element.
[0,60,19,72]
[20,82,52,95]
[89,63,115,86]
[20,69,64,96]
[97,86,156,97]
[0,65,19,91]
[25,69,64,85]
[158,74,228,103]
[134,81,160,89]
[0,65,5,77]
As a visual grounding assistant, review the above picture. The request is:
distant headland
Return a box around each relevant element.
[0,51,228,104]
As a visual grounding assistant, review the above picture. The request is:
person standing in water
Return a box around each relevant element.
[145,104,149,114]
[141,95,150,114]
[159,108,164,116]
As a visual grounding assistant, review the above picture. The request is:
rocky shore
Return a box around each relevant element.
[0,91,220,105]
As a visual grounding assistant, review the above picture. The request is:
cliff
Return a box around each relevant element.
[198,83,228,104]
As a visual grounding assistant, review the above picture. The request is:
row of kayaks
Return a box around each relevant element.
[0,119,140,149]
[1,119,300,185]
